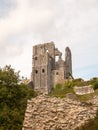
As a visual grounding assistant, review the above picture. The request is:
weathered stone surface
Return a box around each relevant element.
[65,47,72,79]
[31,42,72,94]
[22,95,98,130]
[74,85,94,95]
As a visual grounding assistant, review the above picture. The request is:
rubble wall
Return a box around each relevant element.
[22,95,98,130]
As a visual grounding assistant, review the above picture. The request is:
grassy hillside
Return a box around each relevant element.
[0,65,98,130]
[50,78,98,100]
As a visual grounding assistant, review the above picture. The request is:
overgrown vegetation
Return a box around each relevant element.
[0,65,98,130]
[50,82,74,98]
[0,65,37,130]
[50,78,98,100]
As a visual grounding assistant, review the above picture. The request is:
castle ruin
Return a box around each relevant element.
[31,42,72,94]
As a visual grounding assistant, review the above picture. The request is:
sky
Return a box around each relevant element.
[0,0,98,80]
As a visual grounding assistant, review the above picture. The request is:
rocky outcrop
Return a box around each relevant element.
[22,95,98,130]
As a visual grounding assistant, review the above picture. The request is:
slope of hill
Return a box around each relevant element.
[0,65,98,130]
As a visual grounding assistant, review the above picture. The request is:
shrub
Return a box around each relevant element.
[0,65,37,130]
[93,81,98,90]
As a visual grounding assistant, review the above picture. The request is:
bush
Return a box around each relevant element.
[0,65,37,130]
[93,82,98,90]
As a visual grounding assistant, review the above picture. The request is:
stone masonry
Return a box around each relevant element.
[22,95,98,130]
[74,85,94,95]
[31,42,72,94]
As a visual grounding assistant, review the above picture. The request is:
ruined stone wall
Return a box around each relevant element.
[32,53,49,93]
[65,47,72,78]
[74,85,94,95]
[53,69,65,87]
[22,95,98,130]
[53,58,65,86]
[32,42,72,93]
[32,42,55,93]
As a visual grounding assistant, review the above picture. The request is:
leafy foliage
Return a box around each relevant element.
[0,65,36,130]
[93,81,98,90]
[89,78,98,89]
[0,65,20,85]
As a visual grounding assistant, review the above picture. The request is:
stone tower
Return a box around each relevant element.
[65,47,72,79]
[31,42,72,94]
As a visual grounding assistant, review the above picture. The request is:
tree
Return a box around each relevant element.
[0,65,20,85]
[93,81,98,90]
[0,65,36,130]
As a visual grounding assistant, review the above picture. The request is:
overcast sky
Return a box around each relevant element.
[0,0,98,80]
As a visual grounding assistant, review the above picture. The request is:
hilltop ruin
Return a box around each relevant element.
[31,42,72,93]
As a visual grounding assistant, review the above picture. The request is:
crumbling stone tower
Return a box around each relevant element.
[31,42,72,94]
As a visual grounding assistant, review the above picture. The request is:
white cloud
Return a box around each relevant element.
[0,0,98,79]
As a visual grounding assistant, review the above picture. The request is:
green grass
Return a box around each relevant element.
[49,79,87,98]
[50,79,98,100]
[76,89,98,102]
[49,82,74,98]
[76,93,94,102]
